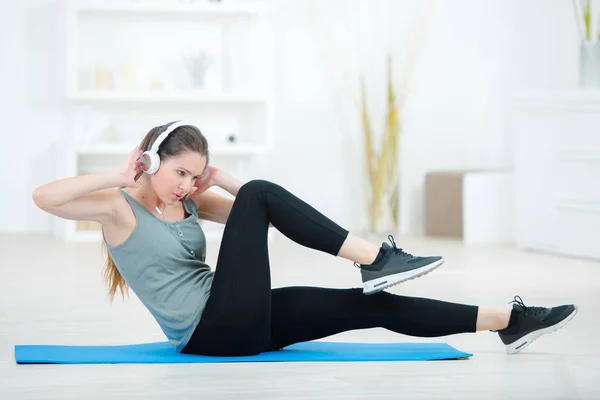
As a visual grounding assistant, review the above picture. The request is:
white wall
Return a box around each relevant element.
[264,0,583,235]
[505,0,580,92]
[0,0,583,236]
[398,0,512,234]
[0,0,67,233]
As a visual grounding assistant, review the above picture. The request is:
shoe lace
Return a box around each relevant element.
[388,235,414,257]
[509,295,546,316]
[352,235,413,269]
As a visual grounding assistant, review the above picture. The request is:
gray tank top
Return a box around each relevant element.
[104,189,214,352]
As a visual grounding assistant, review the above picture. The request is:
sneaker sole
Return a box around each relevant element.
[504,305,579,355]
[362,258,444,295]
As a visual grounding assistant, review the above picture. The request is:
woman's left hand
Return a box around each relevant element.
[186,165,221,200]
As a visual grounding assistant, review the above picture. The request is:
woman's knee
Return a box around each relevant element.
[237,179,279,198]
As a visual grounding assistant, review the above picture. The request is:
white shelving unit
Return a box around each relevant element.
[67,90,270,104]
[57,0,274,242]
[512,90,600,260]
[74,2,263,16]
[76,142,268,156]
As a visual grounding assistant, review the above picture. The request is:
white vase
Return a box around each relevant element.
[579,42,600,88]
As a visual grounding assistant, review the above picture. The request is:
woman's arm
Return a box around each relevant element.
[192,168,272,227]
[32,146,142,225]
[191,168,239,225]
[213,168,244,197]
[32,170,122,224]
[193,190,234,225]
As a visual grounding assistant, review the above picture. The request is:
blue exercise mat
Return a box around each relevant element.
[14,341,471,364]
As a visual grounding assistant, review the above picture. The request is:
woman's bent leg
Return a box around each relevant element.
[182,180,350,356]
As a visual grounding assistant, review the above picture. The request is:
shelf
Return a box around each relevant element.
[68,90,269,104]
[75,142,270,156]
[514,90,600,110]
[75,2,262,17]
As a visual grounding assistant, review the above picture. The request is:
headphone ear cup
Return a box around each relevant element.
[140,151,160,174]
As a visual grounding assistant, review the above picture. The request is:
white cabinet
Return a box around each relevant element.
[56,0,273,242]
[513,91,600,260]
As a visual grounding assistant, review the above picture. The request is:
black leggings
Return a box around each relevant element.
[181,180,478,356]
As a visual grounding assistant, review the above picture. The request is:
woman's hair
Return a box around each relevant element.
[102,122,210,302]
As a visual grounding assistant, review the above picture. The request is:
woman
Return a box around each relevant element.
[32,121,578,357]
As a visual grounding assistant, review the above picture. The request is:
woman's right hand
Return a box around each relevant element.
[119,146,144,188]
[186,165,221,200]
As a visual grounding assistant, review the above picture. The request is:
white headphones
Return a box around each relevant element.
[139,120,194,174]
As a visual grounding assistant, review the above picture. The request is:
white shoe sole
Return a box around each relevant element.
[362,258,444,295]
[505,305,579,355]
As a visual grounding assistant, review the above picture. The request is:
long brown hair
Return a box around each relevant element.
[102,122,210,302]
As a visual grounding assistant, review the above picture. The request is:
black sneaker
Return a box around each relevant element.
[357,235,444,295]
[497,295,578,355]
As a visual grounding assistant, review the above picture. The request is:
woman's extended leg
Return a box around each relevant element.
[268,288,577,355]
[268,287,480,351]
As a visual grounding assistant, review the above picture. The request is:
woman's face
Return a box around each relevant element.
[151,151,207,204]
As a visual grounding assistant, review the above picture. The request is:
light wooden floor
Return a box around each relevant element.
[1,232,599,399]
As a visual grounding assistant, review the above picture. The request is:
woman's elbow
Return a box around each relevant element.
[32,186,49,210]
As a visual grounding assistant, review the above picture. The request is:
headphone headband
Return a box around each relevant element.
[149,120,194,153]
